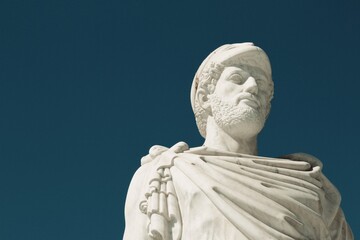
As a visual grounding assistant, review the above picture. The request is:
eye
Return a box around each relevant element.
[228,73,245,84]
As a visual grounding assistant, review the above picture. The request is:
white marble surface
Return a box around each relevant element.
[123,43,353,239]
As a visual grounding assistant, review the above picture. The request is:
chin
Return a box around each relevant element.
[210,94,266,138]
[213,108,266,139]
[227,120,265,139]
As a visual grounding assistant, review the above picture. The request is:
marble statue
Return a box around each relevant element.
[123,43,353,239]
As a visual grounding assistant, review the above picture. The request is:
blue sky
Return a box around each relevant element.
[0,0,359,239]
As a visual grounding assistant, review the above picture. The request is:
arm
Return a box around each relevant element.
[123,160,155,240]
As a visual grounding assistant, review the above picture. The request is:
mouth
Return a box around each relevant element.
[240,98,260,108]
[235,94,261,109]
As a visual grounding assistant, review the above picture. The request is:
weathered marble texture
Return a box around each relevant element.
[123,43,353,239]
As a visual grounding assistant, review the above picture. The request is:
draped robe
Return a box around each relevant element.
[123,142,353,240]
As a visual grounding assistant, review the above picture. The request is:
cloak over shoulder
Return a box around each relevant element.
[124,142,353,240]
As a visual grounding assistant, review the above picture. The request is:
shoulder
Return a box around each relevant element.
[128,141,189,189]
[280,152,323,169]
[125,141,190,212]
[123,145,167,239]
[123,142,189,239]
[125,145,168,209]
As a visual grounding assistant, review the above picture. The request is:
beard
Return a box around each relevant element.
[209,93,266,138]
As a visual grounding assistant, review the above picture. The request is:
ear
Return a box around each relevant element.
[196,88,212,115]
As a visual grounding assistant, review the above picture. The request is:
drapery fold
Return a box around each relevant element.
[137,145,353,240]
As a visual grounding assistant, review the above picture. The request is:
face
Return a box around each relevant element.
[208,66,272,139]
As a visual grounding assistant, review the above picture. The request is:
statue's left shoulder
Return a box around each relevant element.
[280,152,323,169]
[281,153,353,239]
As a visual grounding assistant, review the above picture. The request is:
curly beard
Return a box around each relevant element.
[209,93,266,138]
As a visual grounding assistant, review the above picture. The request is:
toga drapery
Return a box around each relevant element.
[123,142,353,240]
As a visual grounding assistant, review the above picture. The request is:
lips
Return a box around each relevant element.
[235,93,261,108]
[241,98,260,108]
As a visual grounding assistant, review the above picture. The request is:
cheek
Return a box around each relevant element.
[257,92,269,113]
[214,83,242,101]
[258,94,266,104]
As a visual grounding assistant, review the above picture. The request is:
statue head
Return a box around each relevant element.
[191,43,274,139]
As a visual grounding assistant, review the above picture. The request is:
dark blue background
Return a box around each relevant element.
[1,0,359,239]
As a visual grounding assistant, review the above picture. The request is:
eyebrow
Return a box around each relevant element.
[223,66,268,81]
[222,68,248,79]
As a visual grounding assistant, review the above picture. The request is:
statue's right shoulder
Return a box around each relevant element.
[126,141,190,207]
[140,144,169,165]
[123,142,189,239]
[140,141,190,165]
[126,142,189,203]
[123,145,169,239]
[126,145,170,195]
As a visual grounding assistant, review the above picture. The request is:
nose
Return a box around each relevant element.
[243,76,258,95]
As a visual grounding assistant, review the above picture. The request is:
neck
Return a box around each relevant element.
[203,117,258,155]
